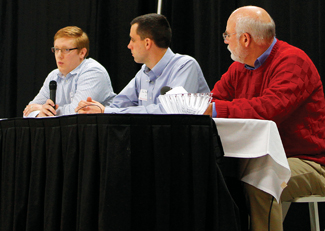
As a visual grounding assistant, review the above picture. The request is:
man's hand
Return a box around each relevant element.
[75,97,105,114]
[204,103,213,117]
[23,103,42,116]
[36,99,58,117]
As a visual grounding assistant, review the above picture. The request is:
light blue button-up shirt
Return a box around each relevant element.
[27,58,116,117]
[104,48,210,114]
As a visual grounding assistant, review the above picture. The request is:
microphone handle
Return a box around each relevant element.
[50,90,56,109]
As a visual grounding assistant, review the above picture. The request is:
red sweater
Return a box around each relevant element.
[211,40,325,165]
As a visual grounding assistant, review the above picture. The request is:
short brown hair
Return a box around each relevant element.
[131,13,172,48]
[54,26,89,57]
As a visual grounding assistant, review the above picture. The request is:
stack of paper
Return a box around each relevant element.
[158,87,212,114]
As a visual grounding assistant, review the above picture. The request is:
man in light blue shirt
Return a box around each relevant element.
[23,26,116,117]
[76,13,209,114]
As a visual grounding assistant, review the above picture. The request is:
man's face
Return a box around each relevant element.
[224,20,248,64]
[127,23,147,64]
[53,37,86,76]
[227,38,248,64]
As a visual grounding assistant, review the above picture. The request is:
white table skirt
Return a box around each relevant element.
[213,118,291,202]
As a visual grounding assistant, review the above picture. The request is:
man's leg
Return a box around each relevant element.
[244,157,325,231]
[281,158,325,201]
[244,183,282,231]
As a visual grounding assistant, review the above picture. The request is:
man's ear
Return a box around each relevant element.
[242,33,252,48]
[144,38,152,50]
[79,48,87,59]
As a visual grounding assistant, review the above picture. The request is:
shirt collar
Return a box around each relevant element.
[245,37,277,70]
[57,58,87,78]
[144,48,174,79]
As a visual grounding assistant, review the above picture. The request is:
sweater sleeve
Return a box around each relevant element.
[211,47,323,125]
[210,62,237,118]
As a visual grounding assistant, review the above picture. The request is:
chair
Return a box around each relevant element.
[282,195,325,231]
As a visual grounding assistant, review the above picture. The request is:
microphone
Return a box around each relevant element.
[49,80,57,108]
[160,86,172,95]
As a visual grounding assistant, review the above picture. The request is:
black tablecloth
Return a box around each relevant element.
[0,114,240,231]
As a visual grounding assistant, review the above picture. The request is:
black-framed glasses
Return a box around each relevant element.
[51,47,78,54]
[222,32,237,40]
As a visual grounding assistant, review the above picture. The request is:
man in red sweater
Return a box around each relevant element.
[205,6,325,231]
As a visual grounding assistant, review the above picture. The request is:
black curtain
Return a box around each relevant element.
[1,0,324,118]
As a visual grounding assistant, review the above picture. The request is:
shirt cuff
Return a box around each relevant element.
[25,110,40,118]
[212,102,217,118]
[104,107,120,114]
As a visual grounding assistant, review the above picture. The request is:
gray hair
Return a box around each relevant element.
[235,16,276,45]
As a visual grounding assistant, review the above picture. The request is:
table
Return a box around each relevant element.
[0,114,240,231]
[214,118,291,202]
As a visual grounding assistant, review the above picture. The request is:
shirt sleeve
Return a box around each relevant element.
[104,75,168,114]
[56,66,115,115]
[104,59,209,114]
[26,60,116,117]
[167,59,208,93]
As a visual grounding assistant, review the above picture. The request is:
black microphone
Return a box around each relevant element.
[49,80,57,108]
[160,86,172,95]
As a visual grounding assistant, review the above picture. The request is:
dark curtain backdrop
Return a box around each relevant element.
[1,0,324,118]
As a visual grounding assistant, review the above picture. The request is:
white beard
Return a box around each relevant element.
[227,44,248,64]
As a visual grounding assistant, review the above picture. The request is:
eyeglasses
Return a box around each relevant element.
[51,47,78,54]
[222,32,236,40]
